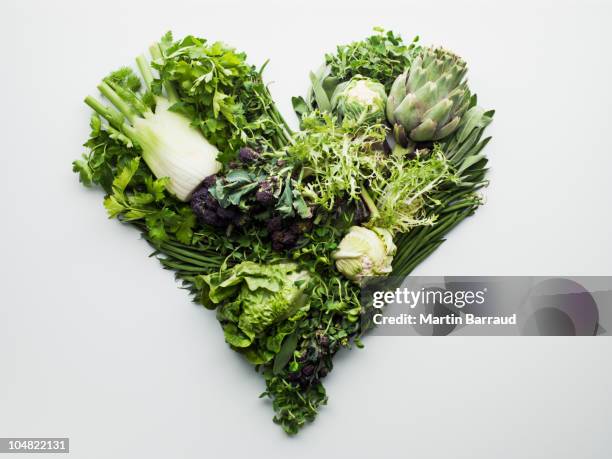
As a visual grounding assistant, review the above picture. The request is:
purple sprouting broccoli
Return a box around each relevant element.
[271,229,299,251]
[256,180,276,207]
[238,147,260,164]
[266,216,314,251]
[190,160,313,252]
[285,331,335,387]
[191,175,242,228]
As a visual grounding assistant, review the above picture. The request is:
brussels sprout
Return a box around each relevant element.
[331,76,387,124]
[332,226,396,284]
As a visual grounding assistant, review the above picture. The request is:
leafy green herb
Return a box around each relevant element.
[156,33,291,163]
[261,374,327,435]
[326,28,420,90]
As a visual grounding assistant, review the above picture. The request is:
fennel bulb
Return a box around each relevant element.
[130,98,220,201]
[84,47,220,201]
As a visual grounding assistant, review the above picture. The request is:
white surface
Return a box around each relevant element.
[1,0,611,457]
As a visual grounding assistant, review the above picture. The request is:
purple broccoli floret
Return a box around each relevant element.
[191,176,243,228]
[238,147,260,163]
[255,181,276,206]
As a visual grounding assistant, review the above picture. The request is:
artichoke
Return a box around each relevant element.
[387,47,471,144]
[330,76,387,124]
[333,226,396,284]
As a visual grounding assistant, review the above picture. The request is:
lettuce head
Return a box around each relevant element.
[196,261,311,364]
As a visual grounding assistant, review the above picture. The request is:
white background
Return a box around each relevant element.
[1,0,611,457]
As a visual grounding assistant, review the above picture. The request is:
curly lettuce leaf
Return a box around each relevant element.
[195,261,311,364]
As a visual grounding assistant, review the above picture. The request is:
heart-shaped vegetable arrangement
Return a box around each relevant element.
[74,29,493,434]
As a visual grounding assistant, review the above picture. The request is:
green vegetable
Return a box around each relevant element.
[332,226,396,283]
[261,373,327,435]
[330,76,387,124]
[387,47,471,145]
[292,28,419,122]
[74,28,495,437]
[196,261,311,364]
[287,111,388,212]
[367,146,454,233]
[84,53,221,201]
[325,27,419,91]
[75,32,290,244]
[392,104,494,276]
[156,33,292,163]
